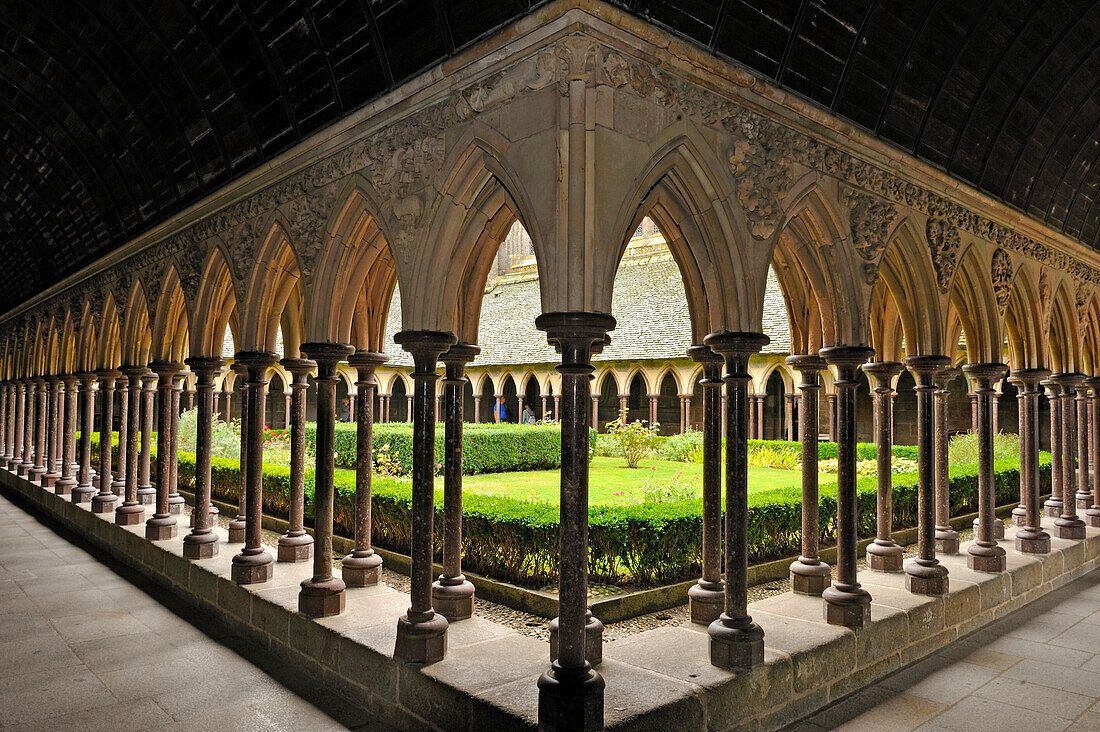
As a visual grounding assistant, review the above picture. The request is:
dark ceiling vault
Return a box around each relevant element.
[0,0,1097,313]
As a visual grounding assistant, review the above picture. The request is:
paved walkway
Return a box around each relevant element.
[795,568,1100,732]
[0,492,392,730]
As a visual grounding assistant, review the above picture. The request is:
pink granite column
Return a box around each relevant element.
[963,363,1008,572]
[934,367,961,554]
[231,351,278,584]
[55,376,79,496]
[227,362,248,543]
[18,378,34,477]
[183,357,223,559]
[146,362,181,541]
[167,371,186,514]
[31,377,47,483]
[392,330,455,662]
[1051,374,1086,540]
[1087,376,1100,528]
[137,372,157,505]
[90,370,119,513]
[72,374,96,502]
[277,358,315,562]
[1074,381,1093,512]
[110,372,128,501]
[787,355,832,595]
[688,346,725,622]
[115,367,147,526]
[42,376,60,488]
[1043,378,1062,518]
[1013,369,1052,552]
[344,351,388,586]
[864,361,905,572]
[0,382,8,468]
[648,394,658,427]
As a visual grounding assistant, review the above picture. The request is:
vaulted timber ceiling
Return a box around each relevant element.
[0,0,1097,313]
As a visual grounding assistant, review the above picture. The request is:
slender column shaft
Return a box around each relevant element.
[146,363,181,541]
[231,351,277,584]
[115,367,146,526]
[298,345,351,616]
[137,373,156,505]
[72,375,96,501]
[904,355,952,595]
[1075,383,1092,512]
[11,382,24,471]
[31,378,47,480]
[1015,370,1052,551]
[166,373,185,513]
[964,363,1008,572]
[0,382,8,467]
[20,379,35,475]
[183,358,223,558]
[91,371,119,512]
[1051,374,1087,539]
[1044,380,1063,517]
[864,362,905,572]
[933,367,961,553]
[688,347,725,621]
[433,345,476,618]
[3,383,15,467]
[787,355,832,595]
[43,377,60,487]
[278,358,315,562]
[704,331,768,665]
[344,352,388,586]
[1087,377,1100,528]
[112,376,128,495]
[55,377,78,495]
[393,331,455,663]
[228,365,248,543]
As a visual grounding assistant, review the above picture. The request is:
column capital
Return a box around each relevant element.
[280,357,317,381]
[536,312,614,366]
[183,356,225,378]
[120,364,151,379]
[904,354,951,386]
[1010,367,1052,391]
[1050,371,1086,392]
[704,331,769,358]
[962,362,1008,391]
[233,350,280,371]
[1083,375,1100,394]
[689,344,723,382]
[149,361,184,379]
[821,345,875,384]
[441,344,477,384]
[60,373,79,386]
[393,331,456,375]
[95,368,123,381]
[861,360,904,391]
[44,373,61,385]
[786,353,827,374]
[300,343,353,382]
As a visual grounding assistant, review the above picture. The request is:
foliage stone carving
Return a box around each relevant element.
[729,138,791,240]
[927,218,961,293]
[991,248,1013,314]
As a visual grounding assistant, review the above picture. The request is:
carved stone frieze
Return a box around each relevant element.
[927,218,961,293]
[991,248,1013,314]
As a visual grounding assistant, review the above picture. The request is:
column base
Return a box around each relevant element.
[550,612,603,667]
[137,487,155,505]
[822,583,872,628]
[1075,493,1092,512]
[1052,517,1087,540]
[967,543,1006,572]
[687,580,724,625]
[182,531,219,559]
[789,558,832,595]
[972,517,1005,540]
[537,662,604,732]
[71,485,95,503]
[231,550,274,585]
[90,494,117,513]
[42,472,60,488]
[432,577,475,621]
[905,559,949,596]
[866,541,904,572]
[188,506,218,527]
[114,503,145,526]
[1011,504,1027,524]
[342,550,383,587]
[277,533,314,563]
[707,615,765,669]
[1015,527,1052,554]
[299,577,346,618]
[53,478,75,496]
[227,518,246,544]
[935,527,960,555]
[1044,499,1062,518]
[145,516,177,541]
[393,612,448,664]
[16,463,31,477]
[1087,508,1100,528]
[167,496,185,515]
[29,467,46,483]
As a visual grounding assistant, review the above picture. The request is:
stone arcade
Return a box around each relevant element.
[1,2,1100,730]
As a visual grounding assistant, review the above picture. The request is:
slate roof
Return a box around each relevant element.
[382,254,791,368]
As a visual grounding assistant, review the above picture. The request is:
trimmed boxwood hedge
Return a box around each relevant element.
[86,431,1048,588]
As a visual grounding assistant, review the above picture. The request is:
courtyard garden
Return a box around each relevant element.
[90,413,1049,589]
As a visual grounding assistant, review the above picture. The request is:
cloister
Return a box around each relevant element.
[2,2,1100,730]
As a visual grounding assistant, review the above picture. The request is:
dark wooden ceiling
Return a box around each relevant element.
[1,0,1097,312]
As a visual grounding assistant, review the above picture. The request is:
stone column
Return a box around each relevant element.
[757,394,767,439]
[864,361,905,572]
[53,377,65,479]
[111,374,128,502]
[648,394,658,427]
[213,390,222,420]
[904,355,952,596]
[228,363,248,543]
[186,387,195,411]
[277,358,315,562]
[992,383,1001,435]
[517,394,525,421]
[284,393,291,429]
[1042,379,1062,517]
[824,392,837,442]
[1051,374,1087,540]
[705,331,768,664]
[472,395,481,423]
[2,383,14,468]
[433,344,478,619]
[554,395,561,423]
[787,355,832,594]
[590,395,598,430]
[231,351,278,585]
[298,343,352,616]
[146,362,181,541]
[541,393,550,419]
[182,357,223,559]
[19,378,35,477]
[1014,369,1052,552]
[10,381,23,473]
[933,367,961,554]
[72,374,96,502]
[784,393,795,441]
[535,312,611,730]
[344,351,388,585]
[55,376,78,495]
[968,391,979,432]
[0,382,8,468]
[747,393,756,438]
[688,346,725,622]
[392,330,456,662]
[42,376,60,488]
[1087,377,1100,528]
[90,371,119,513]
[31,377,47,482]
[820,346,875,627]
[406,395,413,422]
[963,363,1008,572]
[137,372,157,505]
[1074,381,1093,512]
[115,367,147,526]
[167,371,186,514]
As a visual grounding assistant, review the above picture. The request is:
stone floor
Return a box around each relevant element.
[793,567,1100,732]
[0,493,394,731]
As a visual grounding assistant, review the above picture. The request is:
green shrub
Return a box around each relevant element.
[948,431,1021,467]
[658,429,703,462]
[604,408,660,468]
